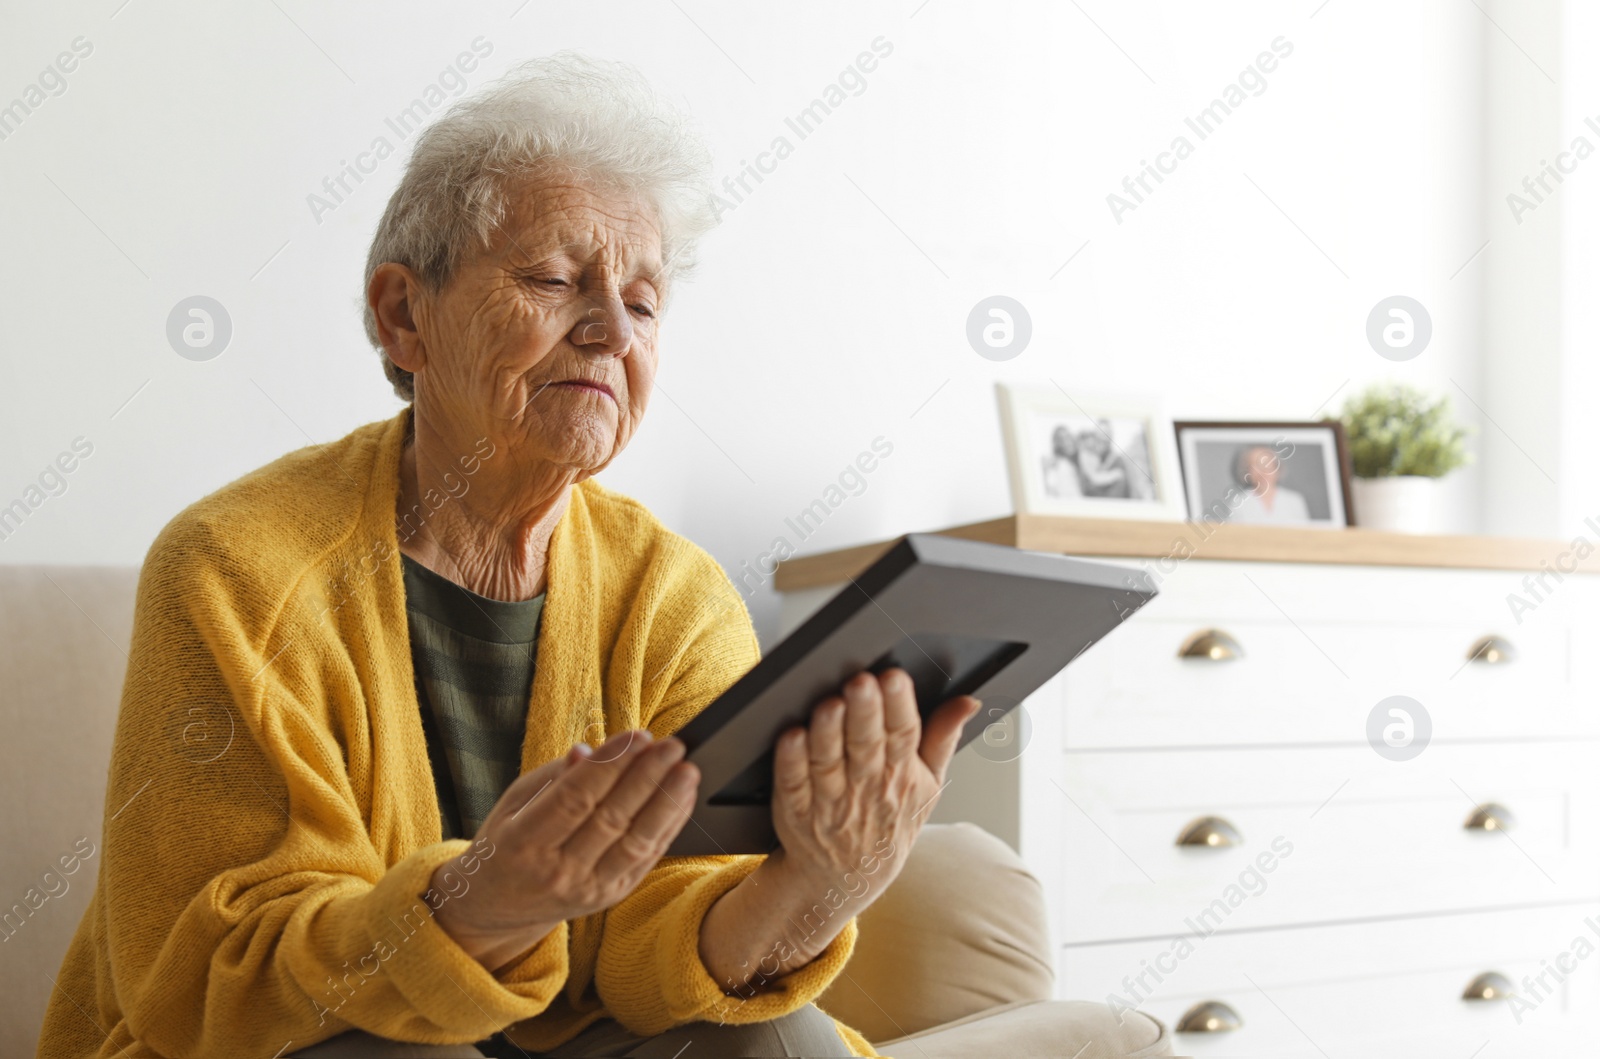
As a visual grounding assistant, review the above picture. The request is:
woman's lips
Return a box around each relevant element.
[549,380,616,402]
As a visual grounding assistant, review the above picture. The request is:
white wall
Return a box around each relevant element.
[1560,0,1600,534]
[0,0,1533,641]
[1482,0,1562,537]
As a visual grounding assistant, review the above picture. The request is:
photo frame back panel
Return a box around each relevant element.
[666,534,1157,855]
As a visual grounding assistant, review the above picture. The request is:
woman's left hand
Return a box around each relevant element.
[770,667,980,914]
[696,668,979,988]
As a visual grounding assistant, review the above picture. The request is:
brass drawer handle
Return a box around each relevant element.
[1466,635,1517,665]
[1462,971,1514,1001]
[1464,803,1515,832]
[1179,629,1243,662]
[1176,816,1243,848]
[1176,1000,1243,1033]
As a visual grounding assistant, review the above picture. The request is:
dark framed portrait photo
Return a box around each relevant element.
[1174,421,1356,529]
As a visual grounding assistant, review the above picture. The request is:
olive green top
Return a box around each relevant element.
[402,553,545,839]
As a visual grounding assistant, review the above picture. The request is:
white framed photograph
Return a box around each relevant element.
[996,384,1185,521]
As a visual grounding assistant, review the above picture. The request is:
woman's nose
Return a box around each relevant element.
[571,297,633,358]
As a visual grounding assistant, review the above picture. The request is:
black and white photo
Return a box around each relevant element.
[998,385,1184,520]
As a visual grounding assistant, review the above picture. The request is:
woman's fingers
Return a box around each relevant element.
[919,695,981,784]
[803,669,923,807]
[587,726,650,764]
[560,737,686,867]
[773,727,812,817]
[843,672,886,785]
[879,668,922,764]
[484,736,591,833]
[507,729,648,846]
[808,696,848,804]
[594,761,699,882]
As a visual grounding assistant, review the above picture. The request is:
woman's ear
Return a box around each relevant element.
[369,263,427,374]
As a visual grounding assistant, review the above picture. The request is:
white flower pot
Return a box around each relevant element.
[1352,476,1442,534]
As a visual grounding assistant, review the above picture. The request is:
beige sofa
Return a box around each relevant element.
[0,564,1172,1058]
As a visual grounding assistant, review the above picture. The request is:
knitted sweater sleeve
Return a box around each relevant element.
[591,572,863,1042]
[99,520,567,1057]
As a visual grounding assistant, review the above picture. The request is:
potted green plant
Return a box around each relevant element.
[1340,383,1470,533]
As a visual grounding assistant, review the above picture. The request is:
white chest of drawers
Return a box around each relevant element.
[777,517,1600,1057]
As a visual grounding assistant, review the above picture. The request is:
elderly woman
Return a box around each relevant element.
[39,55,977,1059]
[1228,443,1310,524]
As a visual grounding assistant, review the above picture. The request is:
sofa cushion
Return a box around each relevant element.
[0,565,140,1058]
[880,998,1173,1058]
[817,822,1056,1043]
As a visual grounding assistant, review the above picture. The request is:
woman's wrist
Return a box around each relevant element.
[428,869,557,973]
[698,852,864,993]
[764,849,879,959]
[436,910,557,974]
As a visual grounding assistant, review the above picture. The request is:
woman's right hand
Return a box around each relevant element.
[430,728,700,972]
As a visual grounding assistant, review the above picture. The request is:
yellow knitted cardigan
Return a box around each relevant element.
[39,409,872,1058]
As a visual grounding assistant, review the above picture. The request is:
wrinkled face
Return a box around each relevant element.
[411,175,665,479]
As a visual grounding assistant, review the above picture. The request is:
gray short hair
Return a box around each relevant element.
[362,52,716,401]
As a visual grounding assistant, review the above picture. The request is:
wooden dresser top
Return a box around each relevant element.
[773,514,1600,590]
